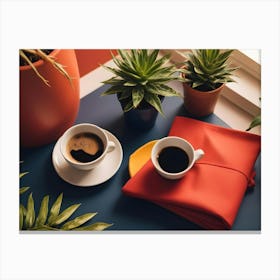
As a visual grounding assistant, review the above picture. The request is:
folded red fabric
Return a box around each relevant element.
[122,116,261,229]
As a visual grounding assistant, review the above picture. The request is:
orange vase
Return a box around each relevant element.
[20,49,80,147]
[182,83,224,117]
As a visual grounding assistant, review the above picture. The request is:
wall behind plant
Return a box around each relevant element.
[75,49,117,77]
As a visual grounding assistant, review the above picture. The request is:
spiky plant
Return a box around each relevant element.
[246,98,261,131]
[184,49,237,91]
[19,172,112,231]
[246,115,261,131]
[19,49,72,87]
[101,50,184,115]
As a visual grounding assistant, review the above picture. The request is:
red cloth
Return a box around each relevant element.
[122,116,261,229]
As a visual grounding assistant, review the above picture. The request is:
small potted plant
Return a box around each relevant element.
[182,49,237,117]
[101,49,184,130]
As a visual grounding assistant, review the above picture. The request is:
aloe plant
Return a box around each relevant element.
[101,49,184,114]
[19,172,112,231]
[19,49,72,87]
[183,49,237,91]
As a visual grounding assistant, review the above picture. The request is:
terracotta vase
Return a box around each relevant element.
[20,49,80,147]
[182,83,225,117]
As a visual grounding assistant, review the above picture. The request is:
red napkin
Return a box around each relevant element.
[122,116,261,229]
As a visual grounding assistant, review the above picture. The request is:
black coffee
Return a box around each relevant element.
[67,132,104,163]
[157,146,189,173]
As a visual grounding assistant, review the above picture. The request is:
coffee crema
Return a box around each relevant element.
[66,132,104,163]
[157,146,189,173]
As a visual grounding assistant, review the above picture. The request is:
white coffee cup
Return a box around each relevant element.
[151,136,204,180]
[60,123,115,170]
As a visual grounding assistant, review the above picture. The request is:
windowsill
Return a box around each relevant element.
[80,52,261,135]
[215,95,261,135]
[80,59,116,99]
[162,49,261,135]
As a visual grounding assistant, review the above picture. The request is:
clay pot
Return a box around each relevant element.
[20,49,80,147]
[182,82,225,117]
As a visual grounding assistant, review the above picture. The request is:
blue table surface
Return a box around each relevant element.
[20,85,261,230]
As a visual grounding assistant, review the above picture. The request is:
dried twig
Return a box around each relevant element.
[20,49,73,87]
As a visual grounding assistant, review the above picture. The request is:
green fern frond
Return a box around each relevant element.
[20,172,112,231]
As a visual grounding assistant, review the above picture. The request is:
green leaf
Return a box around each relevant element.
[19,211,23,230]
[61,212,97,230]
[101,85,126,96]
[193,66,205,75]
[50,204,81,226]
[246,115,261,131]
[101,65,120,76]
[218,49,234,62]
[35,195,49,227]
[114,56,142,78]
[118,49,134,70]
[20,204,27,216]
[74,222,113,231]
[145,49,160,70]
[20,172,29,179]
[102,77,125,86]
[145,53,171,76]
[33,225,60,231]
[144,94,164,115]
[123,100,134,112]
[192,81,205,88]
[132,88,144,108]
[48,193,63,224]
[130,49,141,72]
[118,90,133,100]
[148,84,181,97]
[147,65,176,79]
[25,193,35,229]
[20,186,30,194]
[19,204,26,230]
[124,82,137,86]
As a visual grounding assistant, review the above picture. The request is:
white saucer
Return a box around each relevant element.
[52,130,123,187]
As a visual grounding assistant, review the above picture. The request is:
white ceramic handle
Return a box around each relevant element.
[194,149,204,161]
[107,141,115,153]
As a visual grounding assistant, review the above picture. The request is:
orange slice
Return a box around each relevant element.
[128,140,158,177]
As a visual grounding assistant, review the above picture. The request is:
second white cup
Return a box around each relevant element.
[151,136,204,180]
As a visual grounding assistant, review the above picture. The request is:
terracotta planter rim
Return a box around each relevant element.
[20,49,80,147]
[20,49,60,71]
[182,82,225,94]
[180,66,226,94]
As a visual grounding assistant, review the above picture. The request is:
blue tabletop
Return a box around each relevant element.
[20,84,261,231]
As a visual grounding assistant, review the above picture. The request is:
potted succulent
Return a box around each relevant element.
[20,49,80,147]
[182,49,237,117]
[101,49,184,130]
